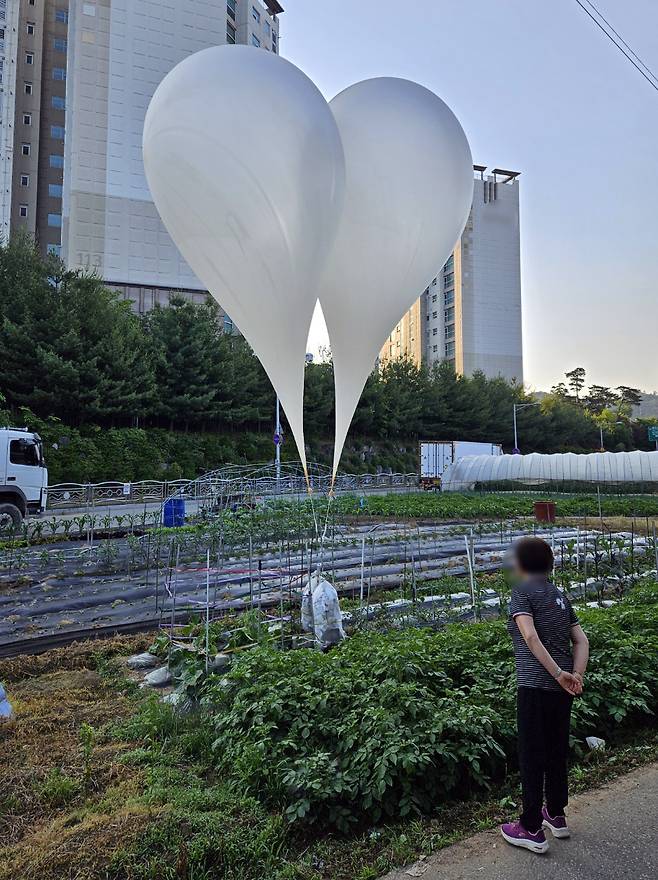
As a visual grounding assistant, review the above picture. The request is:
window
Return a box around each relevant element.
[27,22,35,35]
[22,143,31,156]
[28,0,36,6]
[51,124,65,139]
[25,82,33,95]
[445,306,455,323]
[445,342,455,357]
[272,30,277,46]
[432,345,438,353]
[252,5,260,23]
[226,22,236,43]
[223,316,234,334]
[19,204,28,218]
[20,174,29,187]
[444,290,454,306]
[445,324,454,339]
[47,243,62,257]
[55,9,69,24]
[227,0,236,19]
[10,439,41,467]
[48,213,62,228]
[53,38,67,52]
[25,52,34,64]
[432,277,437,286]
[23,113,32,125]
[53,67,66,80]
[432,328,438,336]
[264,20,270,37]
[431,294,437,303]
[251,34,260,47]
[49,154,64,168]
[52,95,65,109]
[444,272,454,287]
[82,3,96,15]
[49,183,63,197]
[432,310,437,319]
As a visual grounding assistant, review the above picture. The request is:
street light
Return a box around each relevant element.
[598,421,624,452]
[512,402,541,454]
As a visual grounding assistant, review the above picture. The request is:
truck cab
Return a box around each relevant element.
[0,428,48,533]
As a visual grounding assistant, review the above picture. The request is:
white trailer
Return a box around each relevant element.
[419,440,502,489]
[0,428,48,532]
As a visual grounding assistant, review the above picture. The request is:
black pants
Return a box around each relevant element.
[517,687,573,833]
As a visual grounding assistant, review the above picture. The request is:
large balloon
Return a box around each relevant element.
[143,46,345,472]
[320,78,473,478]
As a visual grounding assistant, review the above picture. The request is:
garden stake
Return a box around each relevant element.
[205,550,210,672]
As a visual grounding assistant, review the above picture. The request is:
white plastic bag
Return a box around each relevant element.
[301,571,346,649]
[0,683,14,722]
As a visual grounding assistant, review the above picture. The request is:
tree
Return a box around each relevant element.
[586,385,618,415]
[550,382,570,399]
[565,367,586,401]
[616,386,643,409]
[0,235,155,424]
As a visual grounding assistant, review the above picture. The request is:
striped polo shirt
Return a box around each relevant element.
[508,576,579,691]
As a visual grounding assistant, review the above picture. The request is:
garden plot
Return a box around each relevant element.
[2,512,655,654]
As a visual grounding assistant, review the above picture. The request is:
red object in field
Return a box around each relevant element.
[534,501,556,523]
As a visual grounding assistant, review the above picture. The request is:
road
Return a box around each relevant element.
[382,763,658,880]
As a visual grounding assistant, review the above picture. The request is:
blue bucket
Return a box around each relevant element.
[163,498,185,528]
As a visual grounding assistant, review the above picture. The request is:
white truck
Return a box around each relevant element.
[420,440,502,490]
[0,428,48,532]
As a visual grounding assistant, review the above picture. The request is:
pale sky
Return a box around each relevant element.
[281,0,658,393]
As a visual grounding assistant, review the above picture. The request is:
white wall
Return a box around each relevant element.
[63,0,227,288]
[460,177,523,382]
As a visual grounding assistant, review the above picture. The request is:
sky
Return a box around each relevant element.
[279,0,658,394]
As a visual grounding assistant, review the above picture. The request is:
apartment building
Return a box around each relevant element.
[381,166,523,384]
[1,0,283,320]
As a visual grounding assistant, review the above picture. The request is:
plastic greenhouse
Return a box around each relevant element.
[441,451,658,493]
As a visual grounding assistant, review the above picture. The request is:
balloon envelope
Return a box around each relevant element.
[320,78,473,477]
[143,46,345,471]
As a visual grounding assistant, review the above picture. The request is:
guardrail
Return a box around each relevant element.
[46,472,419,510]
[45,479,191,509]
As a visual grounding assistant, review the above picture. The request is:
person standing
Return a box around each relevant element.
[501,537,590,854]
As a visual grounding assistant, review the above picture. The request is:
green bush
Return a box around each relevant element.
[203,586,658,830]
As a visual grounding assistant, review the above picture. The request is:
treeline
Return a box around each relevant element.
[0,237,654,482]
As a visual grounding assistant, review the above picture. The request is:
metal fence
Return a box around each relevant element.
[45,471,419,510]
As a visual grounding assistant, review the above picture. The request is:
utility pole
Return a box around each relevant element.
[274,396,281,485]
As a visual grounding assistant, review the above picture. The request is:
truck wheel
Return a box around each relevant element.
[0,504,23,535]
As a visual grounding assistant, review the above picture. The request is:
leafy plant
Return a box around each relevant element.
[39,768,81,806]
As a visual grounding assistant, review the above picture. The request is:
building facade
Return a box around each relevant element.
[1,0,283,318]
[380,166,523,384]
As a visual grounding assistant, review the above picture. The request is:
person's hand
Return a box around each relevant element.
[573,672,584,693]
[557,670,581,695]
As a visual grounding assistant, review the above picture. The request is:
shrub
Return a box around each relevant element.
[202,586,658,830]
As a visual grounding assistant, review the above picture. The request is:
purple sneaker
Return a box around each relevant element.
[542,806,570,838]
[501,821,549,854]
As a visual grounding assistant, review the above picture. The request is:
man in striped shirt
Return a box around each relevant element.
[501,537,590,854]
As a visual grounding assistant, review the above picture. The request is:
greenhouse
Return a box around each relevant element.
[441,450,658,492]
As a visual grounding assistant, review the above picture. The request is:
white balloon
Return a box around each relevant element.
[320,78,473,477]
[143,46,345,472]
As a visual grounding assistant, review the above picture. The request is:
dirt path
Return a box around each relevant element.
[382,763,658,880]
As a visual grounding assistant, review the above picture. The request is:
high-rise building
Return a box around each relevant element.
[1,0,283,319]
[380,166,523,384]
